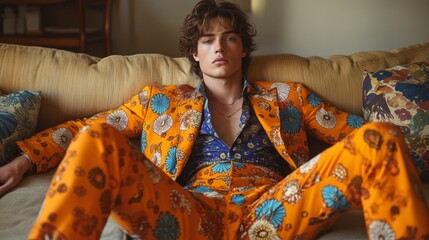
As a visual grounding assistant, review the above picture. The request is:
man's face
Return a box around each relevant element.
[193,18,247,81]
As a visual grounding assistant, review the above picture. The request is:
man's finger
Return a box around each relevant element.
[0,179,13,197]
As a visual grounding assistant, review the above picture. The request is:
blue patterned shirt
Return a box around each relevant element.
[177,80,289,186]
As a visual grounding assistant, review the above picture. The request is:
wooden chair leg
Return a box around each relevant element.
[104,0,112,55]
[78,0,86,53]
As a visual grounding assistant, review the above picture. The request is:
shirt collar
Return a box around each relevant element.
[197,78,252,136]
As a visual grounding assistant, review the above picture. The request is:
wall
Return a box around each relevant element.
[111,0,429,57]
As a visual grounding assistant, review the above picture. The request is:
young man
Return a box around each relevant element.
[1,0,428,239]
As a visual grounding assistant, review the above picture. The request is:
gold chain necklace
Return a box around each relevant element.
[220,106,242,119]
[209,104,242,120]
[208,96,243,119]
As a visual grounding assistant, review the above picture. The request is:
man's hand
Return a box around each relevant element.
[0,155,31,197]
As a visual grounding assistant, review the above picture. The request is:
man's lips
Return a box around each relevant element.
[213,57,228,64]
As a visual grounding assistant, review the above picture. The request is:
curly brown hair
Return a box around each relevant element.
[179,0,257,78]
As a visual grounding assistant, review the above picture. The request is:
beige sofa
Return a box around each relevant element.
[0,42,428,239]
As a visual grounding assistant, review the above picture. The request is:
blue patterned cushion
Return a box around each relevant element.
[362,62,429,181]
[0,90,41,166]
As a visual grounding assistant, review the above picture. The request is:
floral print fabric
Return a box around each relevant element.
[17,81,363,177]
[29,123,224,240]
[21,81,429,239]
[28,122,429,240]
[362,62,429,181]
[239,122,429,240]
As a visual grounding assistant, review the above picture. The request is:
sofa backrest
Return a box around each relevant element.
[0,42,428,131]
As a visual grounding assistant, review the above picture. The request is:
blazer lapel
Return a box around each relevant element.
[248,86,298,169]
[173,93,205,180]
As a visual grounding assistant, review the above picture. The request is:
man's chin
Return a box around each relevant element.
[202,71,242,81]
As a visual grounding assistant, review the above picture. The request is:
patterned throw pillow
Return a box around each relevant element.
[0,90,41,167]
[362,62,429,181]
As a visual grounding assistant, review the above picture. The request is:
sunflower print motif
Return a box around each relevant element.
[153,211,181,240]
[175,88,198,100]
[321,185,350,211]
[298,154,320,174]
[141,130,147,152]
[72,207,98,236]
[233,161,246,169]
[307,93,321,107]
[150,94,170,114]
[138,90,150,108]
[106,110,128,131]
[153,114,173,136]
[368,220,395,240]
[169,189,192,215]
[269,82,291,102]
[231,194,246,206]
[258,101,271,111]
[280,106,302,134]
[190,186,211,193]
[255,199,286,228]
[212,162,231,174]
[363,129,383,150]
[176,149,185,162]
[282,180,301,205]
[270,127,283,146]
[87,167,106,189]
[52,128,74,149]
[248,219,281,240]
[151,151,162,166]
[332,163,348,182]
[254,85,276,101]
[166,147,177,174]
[346,114,364,128]
[35,222,66,239]
[315,108,337,129]
[180,109,201,131]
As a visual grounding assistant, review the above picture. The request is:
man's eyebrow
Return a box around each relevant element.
[201,30,236,37]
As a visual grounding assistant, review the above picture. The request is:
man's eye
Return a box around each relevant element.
[202,39,213,44]
[226,36,236,41]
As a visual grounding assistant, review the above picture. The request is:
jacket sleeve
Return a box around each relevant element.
[16,85,153,174]
[298,83,365,144]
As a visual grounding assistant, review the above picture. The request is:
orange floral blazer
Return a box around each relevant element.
[17,81,363,180]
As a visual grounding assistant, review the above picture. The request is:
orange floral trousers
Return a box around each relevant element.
[29,122,429,240]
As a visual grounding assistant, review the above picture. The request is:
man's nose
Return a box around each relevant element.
[215,39,225,53]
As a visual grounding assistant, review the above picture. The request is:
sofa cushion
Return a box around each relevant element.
[362,62,429,181]
[0,90,41,166]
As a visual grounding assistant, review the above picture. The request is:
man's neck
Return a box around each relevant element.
[203,76,243,104]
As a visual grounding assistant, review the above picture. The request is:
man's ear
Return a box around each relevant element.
[242,48,248,58]
[193,52,199,61]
